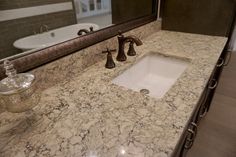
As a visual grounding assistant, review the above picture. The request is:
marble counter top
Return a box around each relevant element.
[0,31,227,157]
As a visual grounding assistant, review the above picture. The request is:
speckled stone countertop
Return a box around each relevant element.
[0,31,227,157]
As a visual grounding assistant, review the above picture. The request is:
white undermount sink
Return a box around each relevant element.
[112,53,190,99]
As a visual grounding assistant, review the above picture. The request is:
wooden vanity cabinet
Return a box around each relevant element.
[171,50,229,157]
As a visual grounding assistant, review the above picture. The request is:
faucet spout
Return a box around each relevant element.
[77,29,90,36]
[40,24,49,33]
[116,32,143,62]
[124,35,143,46]
[77,26,94,36]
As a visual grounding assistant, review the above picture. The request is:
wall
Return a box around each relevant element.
[0,0,70,9]
[0,0,77,59]
[111,0,153,24]
[162,0,235,37]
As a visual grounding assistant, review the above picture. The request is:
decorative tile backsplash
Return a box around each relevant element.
[31,20,162,91]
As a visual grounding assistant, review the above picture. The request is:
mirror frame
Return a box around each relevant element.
[0,0,158,79]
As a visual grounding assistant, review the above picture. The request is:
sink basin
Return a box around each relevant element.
[112,53,190,98]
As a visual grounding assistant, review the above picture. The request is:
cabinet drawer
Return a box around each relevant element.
[180,122,198,157]
[172,51,231,157]
[204,51,231,112]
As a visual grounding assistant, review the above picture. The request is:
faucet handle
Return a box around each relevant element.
[89,26,94,32]
[118,30,124,37]
[102,48,116,54]
[127,41,136,56]
[102,48,116,69]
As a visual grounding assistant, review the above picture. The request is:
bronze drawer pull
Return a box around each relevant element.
[208,79,218,89]
[184,129,196,149]
[198,89,209,119]
[200,106,208,118]
[216,58,224,67]
[191,122,198,132]
[223,51,232,66]
[190,122,198,139]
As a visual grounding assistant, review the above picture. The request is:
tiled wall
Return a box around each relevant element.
[0,1,76,59]
[0,0,70,10]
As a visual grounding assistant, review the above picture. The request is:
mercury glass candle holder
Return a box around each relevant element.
[0,60,41,113]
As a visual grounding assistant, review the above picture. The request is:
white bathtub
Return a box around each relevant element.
[13,23,99,51]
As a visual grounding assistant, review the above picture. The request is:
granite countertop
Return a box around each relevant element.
[0,31,227,157]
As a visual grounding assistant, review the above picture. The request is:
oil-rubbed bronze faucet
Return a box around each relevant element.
[116,31,143,62]
[77,26,94,36]
[40,24,49,33]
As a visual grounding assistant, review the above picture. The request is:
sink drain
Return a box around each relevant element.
[140,89,150,95]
